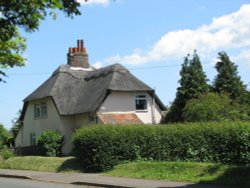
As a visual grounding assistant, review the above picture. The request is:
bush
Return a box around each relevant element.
[183,93,250,122]
[0,147,15,160]
[37,130,63,157]
[72,122,250,171]
[0,124,11,149]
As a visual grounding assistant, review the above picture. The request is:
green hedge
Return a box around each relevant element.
[37,130,63,157]
[72,122,250,171]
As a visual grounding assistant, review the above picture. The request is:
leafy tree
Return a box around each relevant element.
[0,124,15,159]
[0,0,81,82]
[9,110,22,146]
[0,124,11,149]
[213,52,249,104]
[183,92,250,122]
[166,51,209,122]
[0,31,26,82]
[10,123,20,142]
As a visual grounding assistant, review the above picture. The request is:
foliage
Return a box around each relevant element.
[73,123,250,171]
[37,130,63,157]
[0,124,11,149]
[0,0,80,41]
[0,147,15,160]
[213,52,249,104]
[9,110,22,145]
[166,51,209,122]
[0,124,14,160]
[10,123,21,145]
[0,31,26,82]
[183,93,250,122]
[106,161,250,188]
[0,0,81,82]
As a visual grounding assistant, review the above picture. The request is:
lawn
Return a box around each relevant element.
[1,156,85,173]
[105,161,250,188]
[0,156,249,187]
[0,157,8,169]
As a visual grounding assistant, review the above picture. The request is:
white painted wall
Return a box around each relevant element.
[15,127,23,148]
[15,97,90,154]
[15,98,61,148]
[98,91,162,124]
[60,113,90,154]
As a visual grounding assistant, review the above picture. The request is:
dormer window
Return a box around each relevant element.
[135,95,147,111]
[34,103,47,118]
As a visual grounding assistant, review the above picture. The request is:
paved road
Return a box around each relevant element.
[0,177,100,188]
[0,169,229,188]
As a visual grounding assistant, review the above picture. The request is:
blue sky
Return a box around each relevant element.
[1,0,250,129]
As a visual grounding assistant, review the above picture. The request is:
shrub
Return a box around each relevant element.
[183,93,250,122]
[0,147,15,160]
[72,122,250,171]
[37,130,63,157]
[0,124,11,149]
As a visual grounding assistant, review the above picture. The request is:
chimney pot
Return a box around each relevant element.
[77,40,80,52]
[80,40,84,49]
[69,47,73,54]
[67,39,89,68]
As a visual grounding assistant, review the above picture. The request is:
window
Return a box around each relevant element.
[30,133,36,145]
[89,114,96,123]
[41,103,48,117]
[34,104,41,118]
[34,103,47,118]
[135,95,147,111]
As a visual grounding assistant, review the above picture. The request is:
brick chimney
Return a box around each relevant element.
[67,39,89,68]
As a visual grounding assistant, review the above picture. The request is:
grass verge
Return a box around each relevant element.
[0,156,249,187]
[1,156,86,172]
[0,157,8,169]
[105,161,250,188]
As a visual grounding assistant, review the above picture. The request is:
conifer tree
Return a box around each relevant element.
[213,52,248,104]
[166,50,209,122]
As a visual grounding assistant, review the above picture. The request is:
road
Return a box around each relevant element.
[0,177,101,188]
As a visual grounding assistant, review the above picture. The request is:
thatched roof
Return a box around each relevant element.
[21,63,165,120]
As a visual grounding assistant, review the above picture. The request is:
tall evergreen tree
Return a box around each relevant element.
[213,52,248,104]
[166,51,209,122]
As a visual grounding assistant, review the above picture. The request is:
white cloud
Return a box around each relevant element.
[232,49,250,67]
[77,0,109,6]
[92,61,104,69]
[97,4,250,66]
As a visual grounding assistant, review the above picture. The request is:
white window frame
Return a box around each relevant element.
[34,102,47,119]
[40,103,48,117]
[34,104,41,118]
[135,95,148,111]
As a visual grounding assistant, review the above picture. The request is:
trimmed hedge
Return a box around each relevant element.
[72,122,250,171]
